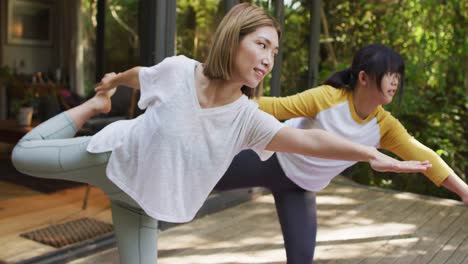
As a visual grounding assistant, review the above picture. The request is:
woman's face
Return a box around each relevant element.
[233,26,279,88]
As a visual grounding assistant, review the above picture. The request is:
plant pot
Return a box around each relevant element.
[17,107,34,126]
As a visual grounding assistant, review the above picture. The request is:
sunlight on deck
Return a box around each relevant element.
[317,195,360,205]
[67,176,468,264]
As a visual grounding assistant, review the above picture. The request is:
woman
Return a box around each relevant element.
[215,43,468,263]
[11,5,429,264]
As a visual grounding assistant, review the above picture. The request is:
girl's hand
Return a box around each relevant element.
[95,72,117,93]
[369,151,432,173]
[463,197,468,206]
[438,174,468,206]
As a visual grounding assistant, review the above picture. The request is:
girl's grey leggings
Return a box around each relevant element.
[11,112,158,264]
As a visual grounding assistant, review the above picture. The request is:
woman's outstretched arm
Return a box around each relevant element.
[266,127,432,173]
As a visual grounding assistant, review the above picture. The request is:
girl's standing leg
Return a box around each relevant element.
[215,150,289,189]
[272,190,317,264]
[215,150,318,263]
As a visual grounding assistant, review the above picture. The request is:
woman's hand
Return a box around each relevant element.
[95,67,141,91]
[95,72,117,93]
[369,151,432,173]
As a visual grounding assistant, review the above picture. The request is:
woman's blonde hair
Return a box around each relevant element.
[203,3,282,98]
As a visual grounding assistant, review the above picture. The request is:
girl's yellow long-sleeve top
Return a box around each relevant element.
[256,85,452,191]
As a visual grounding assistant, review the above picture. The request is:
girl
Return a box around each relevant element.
[11,6,429,264]
[215,43,468,263]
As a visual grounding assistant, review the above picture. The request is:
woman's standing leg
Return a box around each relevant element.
[12,89,161,264]
[111,201,159,264]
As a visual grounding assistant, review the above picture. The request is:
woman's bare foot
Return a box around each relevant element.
[89,87,117,114]
[65,87,116,130]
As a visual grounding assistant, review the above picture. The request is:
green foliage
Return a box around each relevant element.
[9,84,40,115]
[177,0,223,61]
[0,65,12,81]
[317,0,467,199]
[80,0,140,96]
[105,0,139,72]
[78,0,466,199]
[9,90,38,114]
[281,1,310,95]
[176,0,466,199]
[80,1,97,96]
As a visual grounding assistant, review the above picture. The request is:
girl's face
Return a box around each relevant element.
[366,72,400,105]
[233,26,279,88]
[378,73,400,105]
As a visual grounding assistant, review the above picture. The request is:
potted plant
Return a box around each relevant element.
[10,87,39,126]
[0,66,12,82]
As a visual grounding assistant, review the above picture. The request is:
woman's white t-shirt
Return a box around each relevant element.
[87,55,284,222]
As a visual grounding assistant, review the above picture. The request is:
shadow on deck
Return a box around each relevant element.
[69,176,468,264]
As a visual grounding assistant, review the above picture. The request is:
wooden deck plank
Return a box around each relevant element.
[0,191,109,236]
[375,204,445,264]
[429,210,468,263]
[314,194,432,264]
[2,176,467,264]
[156,195,286,263]
[420,209,468,263]
[316,192,391,232]
[445,234,468,264]
[350,198,422,264]
[0,186,111,263]
[0,181,41,200]
[361,201,429,264]
[393,202,464,264]
[161,179,468,264]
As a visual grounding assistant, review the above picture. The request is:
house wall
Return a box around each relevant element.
[0,0,57,74]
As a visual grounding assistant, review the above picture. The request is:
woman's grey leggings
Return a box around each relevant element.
[11,113,158,264]
[12,112,316,264]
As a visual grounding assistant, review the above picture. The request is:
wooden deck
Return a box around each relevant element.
[0,184,112,263]
[64,176,468,264]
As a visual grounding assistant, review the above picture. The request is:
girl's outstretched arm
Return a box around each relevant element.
[266,127,432,173]
[441,174,468,205]
[380,114,467,204]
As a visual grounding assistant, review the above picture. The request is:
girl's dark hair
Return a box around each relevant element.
[323,44,405,104]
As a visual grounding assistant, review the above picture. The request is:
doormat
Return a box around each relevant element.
[20,218,114,248]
